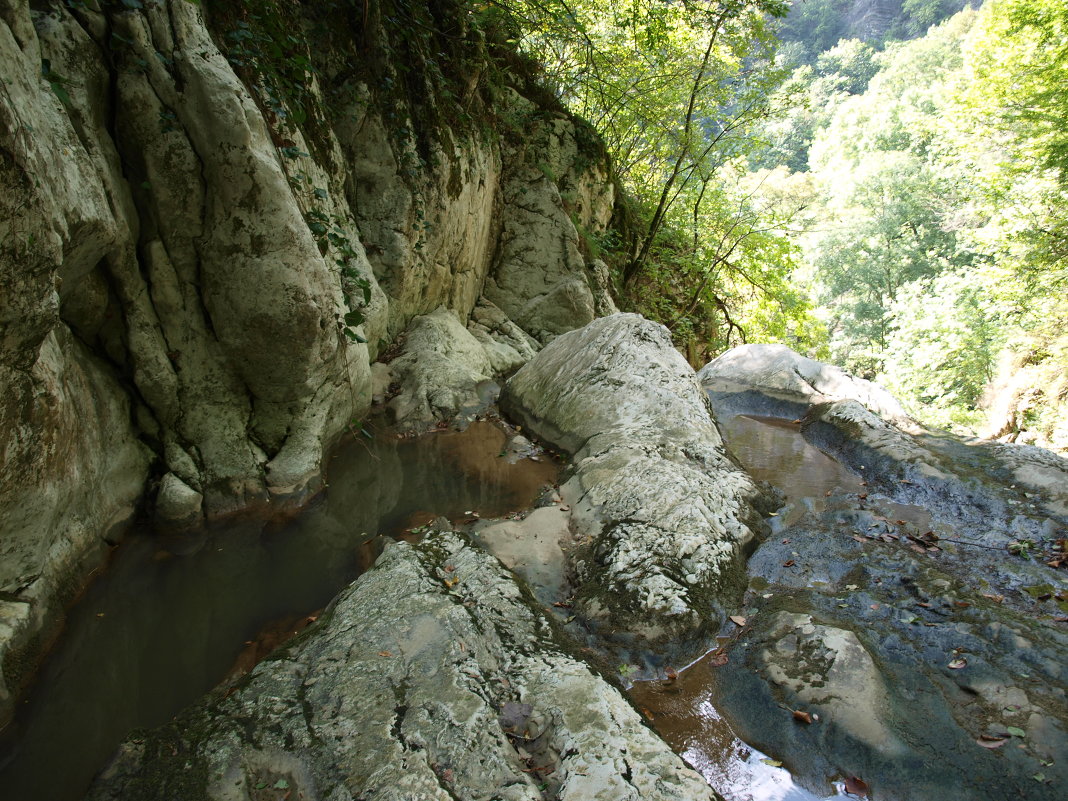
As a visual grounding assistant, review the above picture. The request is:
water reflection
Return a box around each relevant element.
[721,415,864,504]
[631,650,840,801]
[0,422,558,801]
[629,414,857,800]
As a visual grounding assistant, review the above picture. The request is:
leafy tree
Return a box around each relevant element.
[490,0,827,358]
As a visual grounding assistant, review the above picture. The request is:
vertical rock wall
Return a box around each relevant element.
[0,0,613,720]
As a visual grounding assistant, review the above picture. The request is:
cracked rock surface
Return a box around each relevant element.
[86,533,719,801]
[501,315,767,656]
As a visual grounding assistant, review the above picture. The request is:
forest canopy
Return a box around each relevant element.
[490,0,1066,451]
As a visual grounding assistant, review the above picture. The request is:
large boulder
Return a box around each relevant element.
[87,533,720,801]
[501,314,767,656]
[699,343,911,424]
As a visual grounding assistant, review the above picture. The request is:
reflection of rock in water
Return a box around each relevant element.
[721,415,864,505]
[629,651,833,801]
[0,421,559,801]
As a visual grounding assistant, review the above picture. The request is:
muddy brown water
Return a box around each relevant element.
[0,421,559,801]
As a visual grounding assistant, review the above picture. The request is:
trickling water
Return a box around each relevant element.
[0,421,559,801]
[629,414,869,801]
[631,651,842,801]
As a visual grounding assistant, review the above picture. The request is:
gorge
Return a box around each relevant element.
[1,1,1066,800]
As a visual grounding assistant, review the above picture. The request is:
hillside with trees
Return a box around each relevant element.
[499,0,1065,449]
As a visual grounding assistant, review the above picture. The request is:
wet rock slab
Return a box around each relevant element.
[698,347,1068,800]
[87,533,719,801]
[715,516,1068,801]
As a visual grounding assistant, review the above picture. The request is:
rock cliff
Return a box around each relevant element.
[0,0,612,720]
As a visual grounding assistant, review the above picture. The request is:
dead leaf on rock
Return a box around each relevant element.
[977,735,1008,749]
[378,651,393,657]
[783,559,796,567]
[844,775,870,797]
[709,651,729,667]
[792,709,813,724]
[730,615,747,627]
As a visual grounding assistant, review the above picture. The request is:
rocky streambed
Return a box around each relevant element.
[4,317,1066,801]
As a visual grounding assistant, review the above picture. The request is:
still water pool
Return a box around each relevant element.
[0,422,558,801]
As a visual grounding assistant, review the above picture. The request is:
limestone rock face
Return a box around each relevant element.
[87,533,719,801]
[502,314,766,652]
[484,105,616,343]
[0,0,613,721]
[699,343,910,424]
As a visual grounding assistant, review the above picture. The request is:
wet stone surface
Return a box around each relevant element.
[690,409,1068,801]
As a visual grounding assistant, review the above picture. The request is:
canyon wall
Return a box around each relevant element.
[0,0,613,717]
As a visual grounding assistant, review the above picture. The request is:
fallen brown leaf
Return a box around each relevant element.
[729,615,747,627]
[378,651,392,657]
[783,559,796,567]
[792,709,813,724]
[708,652,729,667]
[844,775,870,797]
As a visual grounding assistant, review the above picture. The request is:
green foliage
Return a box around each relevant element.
[40,59,72,107]
[765,3,1066,444]
[304,206,373,344]
[960,0,1068,179]
[491,0,829,360]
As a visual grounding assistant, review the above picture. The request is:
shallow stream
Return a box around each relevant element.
[630,414,866,801]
